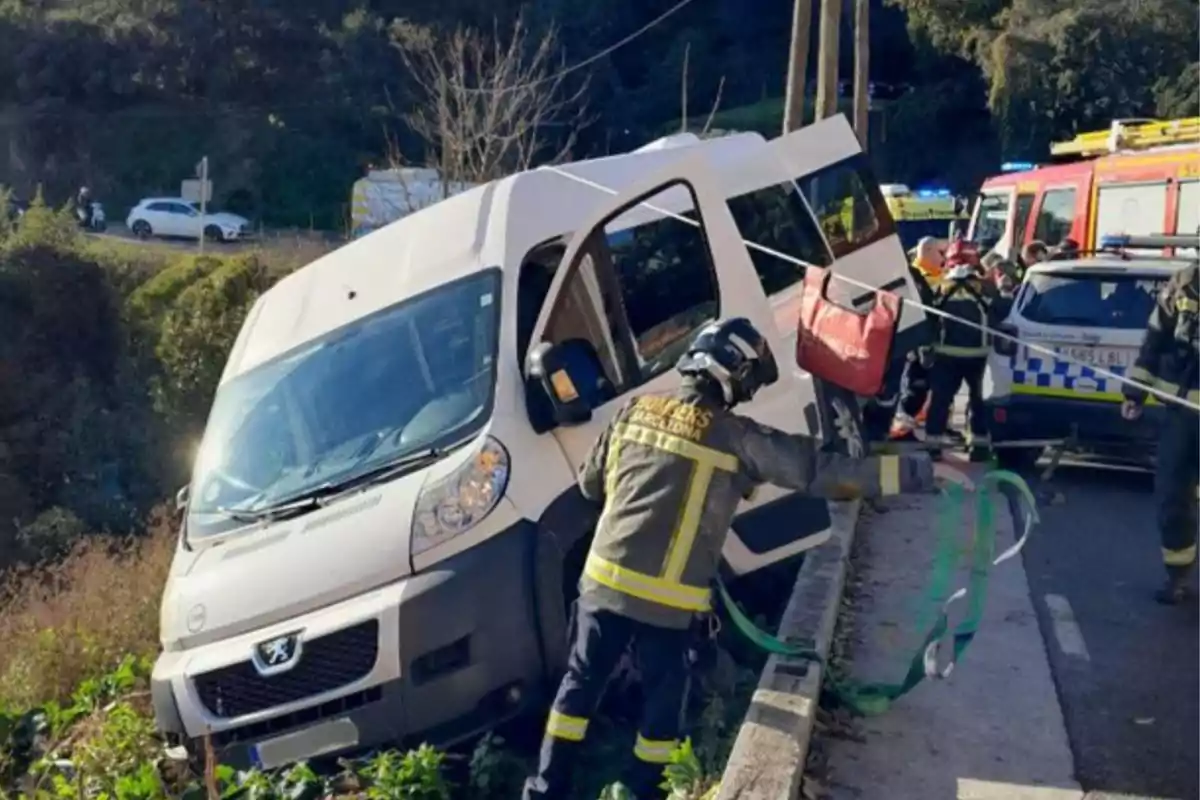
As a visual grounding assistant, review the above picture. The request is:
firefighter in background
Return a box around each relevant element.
[1121,262,1200,605]
[923,240,1001,462]
[887,236,946,442]
[523,318,936,799]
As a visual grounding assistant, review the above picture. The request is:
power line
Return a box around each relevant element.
[462,0,702,95]
[540,163,1200,414]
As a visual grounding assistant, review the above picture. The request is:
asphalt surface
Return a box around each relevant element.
[1013,460,1199,800]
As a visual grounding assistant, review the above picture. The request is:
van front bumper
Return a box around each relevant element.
[986,394,1162,452]
[151,519,547,769]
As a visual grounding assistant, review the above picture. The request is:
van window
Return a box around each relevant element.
[1012,193,1036,248]
[605,200,720,378]
[1095,182,1169,244]
[1033,188,1077,246]
[186,269,502,538]
[1176,180,1199,235]
[544,250,629,389]
[971,191,1011,250]
[1019,272,1166,330]
[795,154,896,260]
[726,182,832,295]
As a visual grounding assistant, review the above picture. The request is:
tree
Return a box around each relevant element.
[390,14,589,189]
[889,0,1199,154]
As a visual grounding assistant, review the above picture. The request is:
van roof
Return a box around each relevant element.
[223,131,774,382]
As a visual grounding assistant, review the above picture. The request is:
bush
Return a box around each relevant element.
[0,511,175,712]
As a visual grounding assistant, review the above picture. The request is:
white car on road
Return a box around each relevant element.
[126,198,254,243]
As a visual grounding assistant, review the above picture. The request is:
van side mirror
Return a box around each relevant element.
[175,484,190,512]
[526,341,595,427]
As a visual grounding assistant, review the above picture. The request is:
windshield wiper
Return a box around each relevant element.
[215,447,445,524]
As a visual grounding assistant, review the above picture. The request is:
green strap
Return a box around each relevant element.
[716,469,1038,718]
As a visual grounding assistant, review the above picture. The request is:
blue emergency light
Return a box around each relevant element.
[1000,161,1035,172]
[915,188,951,198]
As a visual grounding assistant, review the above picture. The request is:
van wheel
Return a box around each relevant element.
[532,498,597,678]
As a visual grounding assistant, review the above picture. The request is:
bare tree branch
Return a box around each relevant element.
[390,13,591,188]
[702,76,726,135]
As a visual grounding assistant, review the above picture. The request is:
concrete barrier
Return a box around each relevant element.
[716,498,862,800]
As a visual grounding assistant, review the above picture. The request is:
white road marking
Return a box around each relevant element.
[1043,593,1091,661]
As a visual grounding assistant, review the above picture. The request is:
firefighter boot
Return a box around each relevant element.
[1155,564,1196,605]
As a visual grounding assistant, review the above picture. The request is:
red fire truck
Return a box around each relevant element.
[967,117,1200,258]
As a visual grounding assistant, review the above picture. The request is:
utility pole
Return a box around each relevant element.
[782,0,813,134]
[853,0,870,146]
[815,0,841,120]
[196,155,209,256]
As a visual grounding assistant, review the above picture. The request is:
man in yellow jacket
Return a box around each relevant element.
[889,237,946,440]
[523,318,937,799]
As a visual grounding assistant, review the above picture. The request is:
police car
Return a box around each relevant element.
[985,233,1198,469]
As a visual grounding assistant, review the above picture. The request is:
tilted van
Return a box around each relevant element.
[152,115,925,769]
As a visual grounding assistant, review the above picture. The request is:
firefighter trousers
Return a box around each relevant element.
[899,359,931,420]
[1155,407,1200,579]
[522,602,692,800]
[926,355,989,445]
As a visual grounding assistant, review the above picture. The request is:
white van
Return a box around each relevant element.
[151,115,925,770]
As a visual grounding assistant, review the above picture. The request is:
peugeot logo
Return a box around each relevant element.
[251,631,304,677]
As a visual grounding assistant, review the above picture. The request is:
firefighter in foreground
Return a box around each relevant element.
[523,318,937,799]
[1121,261,1200,605]
[924,240,1001,462]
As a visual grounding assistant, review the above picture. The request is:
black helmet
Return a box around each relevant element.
[676,317,779,407]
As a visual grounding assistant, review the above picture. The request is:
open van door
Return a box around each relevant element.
[753,115,929,358]
[524,152,838,576]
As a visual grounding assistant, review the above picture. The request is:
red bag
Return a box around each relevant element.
[794,266,901,396]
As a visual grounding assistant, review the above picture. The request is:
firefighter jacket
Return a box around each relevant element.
[1124,263,1200,407]
[575,386,921,630]
[932,277,1000,358]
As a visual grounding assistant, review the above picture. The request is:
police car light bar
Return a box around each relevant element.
[915,188,951,198]
[1100,233,1200,251]
[1000,161,1036,172]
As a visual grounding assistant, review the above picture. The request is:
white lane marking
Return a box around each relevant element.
[1043,593,1091,661]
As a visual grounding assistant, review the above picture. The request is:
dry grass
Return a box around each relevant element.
[0,508,177,712]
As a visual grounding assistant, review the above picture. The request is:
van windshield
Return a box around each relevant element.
[1019,271,1166,329]
[187,269,501,538]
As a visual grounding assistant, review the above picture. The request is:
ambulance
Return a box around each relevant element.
[880,184,969,253]
[968,117,1200,259]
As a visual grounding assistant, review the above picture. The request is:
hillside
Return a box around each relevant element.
[0,0,1194,229]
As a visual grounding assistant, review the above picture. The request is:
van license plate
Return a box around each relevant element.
[1057,346,1131,369]
[249,717,359,770]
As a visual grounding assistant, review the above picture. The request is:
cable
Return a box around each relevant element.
[461,0,701,95]
[539,163,1200,414]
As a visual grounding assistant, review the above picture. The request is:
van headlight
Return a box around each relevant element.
[411,436,509,555]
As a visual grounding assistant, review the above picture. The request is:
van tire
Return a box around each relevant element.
[533,489,599,678]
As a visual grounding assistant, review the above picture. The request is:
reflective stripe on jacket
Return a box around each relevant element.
[576,386,905,629]
[932,278,997,358]
[1124,264,1200,407]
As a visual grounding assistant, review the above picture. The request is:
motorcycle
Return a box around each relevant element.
[76,201,107,232]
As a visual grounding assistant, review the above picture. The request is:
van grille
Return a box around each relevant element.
[193,620,379,719]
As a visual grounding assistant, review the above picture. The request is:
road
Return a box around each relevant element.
[1014,461,1199,800]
